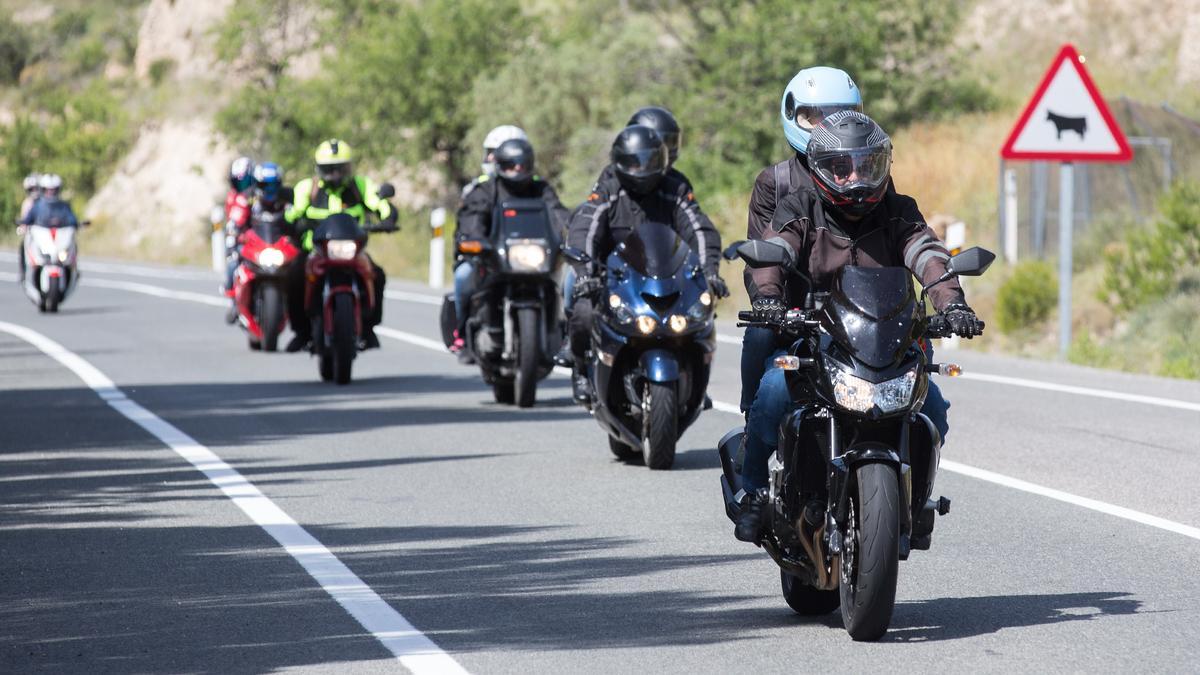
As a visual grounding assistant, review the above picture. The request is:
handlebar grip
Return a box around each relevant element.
[737,310,757,322]
[924,315,952,339]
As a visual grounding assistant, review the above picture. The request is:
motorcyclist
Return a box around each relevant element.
[16,173,41,282]
[284,139,397,352]
[223,162,290,323]
[563,125,727,402]
[461,125,530,200]
[733,111,983,543]
[742,67,866,416]
[450,137,568,357]
[19,174,80,280]
[221,157,255,299]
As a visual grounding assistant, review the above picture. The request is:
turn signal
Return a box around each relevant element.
[937,363,963,377]
[774,355,801,370]
[458,240,484,254]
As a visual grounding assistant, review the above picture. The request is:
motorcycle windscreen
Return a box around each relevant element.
[826,266,918,369]
[617,221,688,280]
[493,199,554,242]
[252,211,286,242]
[312,213,365,242]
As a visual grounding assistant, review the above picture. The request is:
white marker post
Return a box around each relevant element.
[428,207,446,289]
[1003,169,1019,263]
[999,44,1133,360]
[942,221,967,351]
[210,206,227,273]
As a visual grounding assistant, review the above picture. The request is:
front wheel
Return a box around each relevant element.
[781,570,840,616]
[331,294,356,385]
[642,381,677,470]
[259,284,283,352]
[45,282,60,313]
[514,307,540,408]
[839,461,900,641]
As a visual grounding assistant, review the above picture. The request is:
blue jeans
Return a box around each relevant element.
[741,348,951,492]
[740,326,779,412]
[453,261,476,330]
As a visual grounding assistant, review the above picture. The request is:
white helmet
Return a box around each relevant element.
[481,125,528,175]
[23,173,41,191]
[39,174,63,192]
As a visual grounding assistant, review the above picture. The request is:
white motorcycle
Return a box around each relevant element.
[19,222,85,313]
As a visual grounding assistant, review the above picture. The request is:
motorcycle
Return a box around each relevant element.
[19,221,87,313]
[563,222,716,470]
[445,198,562,407]
[304,185,396,385]
[717,238,994,641]
[232,207,301,352]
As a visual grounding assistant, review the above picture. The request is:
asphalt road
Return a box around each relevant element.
[2,255,1199,673]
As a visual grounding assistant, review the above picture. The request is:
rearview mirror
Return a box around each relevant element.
[946,246,995,277]
[561,246,591,264]
[723,238,796,269]
[377,183,396,199]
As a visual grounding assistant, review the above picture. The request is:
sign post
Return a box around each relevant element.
[1000,43,1133,358]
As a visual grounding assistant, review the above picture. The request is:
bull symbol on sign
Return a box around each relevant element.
[1046,111,1087,139]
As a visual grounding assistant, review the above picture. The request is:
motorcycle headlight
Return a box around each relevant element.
[830,366,917,414]
[258,247,285,268]
[327,239,357,261]
[636,315,657,335]
[668,314,688,333]
[57,250,70,263]
[507,240,549,273]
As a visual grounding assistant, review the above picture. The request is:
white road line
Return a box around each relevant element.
[85,277,229,307]
[715,333,742,346]
[385,290,444,306]
[0,321,469,675]
[63,275,1200,542]
[957,372,1200,413]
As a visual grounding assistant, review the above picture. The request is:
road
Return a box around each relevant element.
[2,256,1199,673]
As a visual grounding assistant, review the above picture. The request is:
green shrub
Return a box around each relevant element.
[68,37,107,74]
[0,12,30,84]
[995,260,1058,334]
[148,57,175,86]
[1101,181,1200,313]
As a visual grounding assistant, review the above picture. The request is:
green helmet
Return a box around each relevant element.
[315,139,354,187]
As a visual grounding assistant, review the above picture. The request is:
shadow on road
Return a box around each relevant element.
[879,591,1143,642]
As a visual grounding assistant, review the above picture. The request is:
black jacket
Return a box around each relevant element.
[567,167,720,275]
[455,176,569,243]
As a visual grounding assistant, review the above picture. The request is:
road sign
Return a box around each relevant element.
[1001,44,1132,162]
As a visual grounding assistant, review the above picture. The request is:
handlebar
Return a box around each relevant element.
[737,308,967,340]
[923,314,953,340]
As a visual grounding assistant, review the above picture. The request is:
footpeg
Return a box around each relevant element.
[937,496,951,515]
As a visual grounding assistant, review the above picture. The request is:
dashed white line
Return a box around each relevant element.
[0,320,468,674]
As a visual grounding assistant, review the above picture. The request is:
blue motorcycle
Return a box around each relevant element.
[565,222,716,469]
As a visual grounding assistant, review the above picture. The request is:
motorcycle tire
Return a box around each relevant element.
[248,338,262,351]
[781,570,839,616]
[642,381,677,470]
[331,294,355,385]
[608,435,641,462]
[515,307,539,408]
[839,461,900,641]
[45,283,60,313]
[493,379,515,405]
[319,351,333,381]
[259,284,283,352]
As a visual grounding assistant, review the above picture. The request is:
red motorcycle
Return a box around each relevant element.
[233,208,301,352]
[304,212,384,384]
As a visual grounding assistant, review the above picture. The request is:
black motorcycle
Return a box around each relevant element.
[718,238,993,640]
[443,198,562,407]
[564,222,716,469]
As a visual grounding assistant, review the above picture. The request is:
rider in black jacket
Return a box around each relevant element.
[562,125,727,401]
[451,138,568,354]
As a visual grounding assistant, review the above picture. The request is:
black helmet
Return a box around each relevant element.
[611,125,668,195]
[806,110,892,219]
[626,106,681,165]
[494,138,535,188]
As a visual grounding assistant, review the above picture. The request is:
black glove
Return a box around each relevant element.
[706,273,730,298]
[573,275,604,301]
[943,302,985,338]
[751,296,786,324]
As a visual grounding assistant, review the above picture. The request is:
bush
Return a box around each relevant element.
[1101,181,1200,313]
[0,12,30,84]
[148,58,175,86]
[995,260,1058,334]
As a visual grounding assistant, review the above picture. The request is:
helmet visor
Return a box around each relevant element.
[318,162,351,186]
[810,148,891,194]
[615,148,667,179]
[497,158,532,183]
[793,103,864,130]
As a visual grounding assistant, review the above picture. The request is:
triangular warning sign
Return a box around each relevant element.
[1001,44,1132,162]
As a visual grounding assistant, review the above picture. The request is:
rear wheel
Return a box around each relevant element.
[331,294,356,385]
[259,284,283,352]
[781,570,840,615]
[608,435,641,462]
[839,461,900,641]
[642,381,677,470]
[492,379,515,404]
[515,307,540,408]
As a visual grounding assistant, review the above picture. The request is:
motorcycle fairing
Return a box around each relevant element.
[616,222,689,280]
[823,266,918,370]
